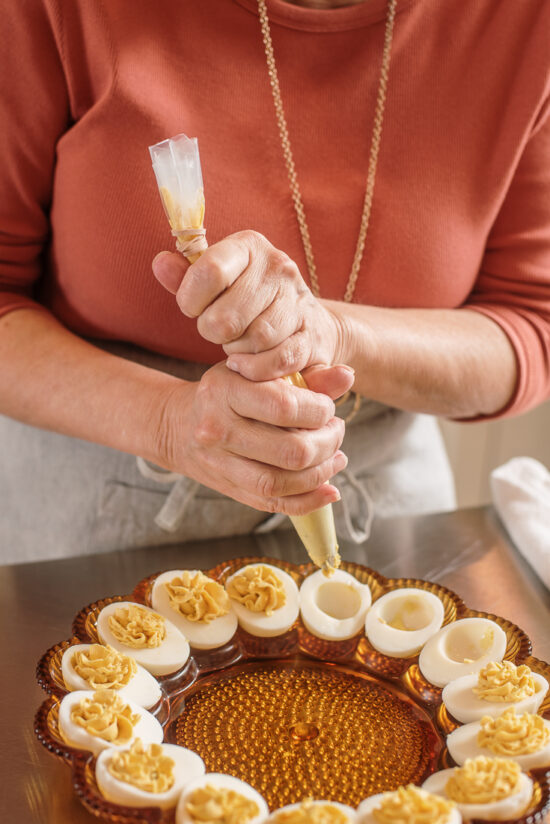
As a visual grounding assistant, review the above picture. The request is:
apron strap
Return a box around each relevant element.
[136,458,200,532]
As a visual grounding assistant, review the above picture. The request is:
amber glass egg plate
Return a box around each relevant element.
[35,556,550,823]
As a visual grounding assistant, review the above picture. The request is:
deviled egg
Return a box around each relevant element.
[58,689,163,756]
[61,643,162,709]
[442,659,549,724]
[96,738,205,810]
[422,756,533,822]
[365,588,444,657]
[418,618,507,688]
[97,601,190,676]
[151,569,238,650]
[447,707,550,770]
[357,784,461,824]
[300,569,371,641]
[268,799,357,822]
[176,773,268,824]
[225,563,299,637]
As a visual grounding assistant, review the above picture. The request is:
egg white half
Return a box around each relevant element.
[97,601,190,676]
[61,643,162,709]
[299,568,371,641]
[422,767,533,822]
[418,618,507,688]
[269,800,357,821]
[442,670,548,724]
[365,588,444,658]
[447,715,550,770]
[96,742,205,810]
[57,689,163,757]
[225,564,300,637]
[357,789,462,824]
[176,772,268,824]
[151,570,238,650]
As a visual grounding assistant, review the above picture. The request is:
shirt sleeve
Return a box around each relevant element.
[0,0,69,317]
[463,93,550,419]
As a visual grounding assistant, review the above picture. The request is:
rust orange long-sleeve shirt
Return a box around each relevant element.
[1,0,549,417]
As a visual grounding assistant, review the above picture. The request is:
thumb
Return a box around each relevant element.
[152,251,189,295]
[301,364,355,401]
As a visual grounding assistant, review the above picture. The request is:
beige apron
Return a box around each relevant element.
[0,344,456,564]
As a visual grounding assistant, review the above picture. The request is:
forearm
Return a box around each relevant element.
[326,301,518,419]
[0,307,183,464]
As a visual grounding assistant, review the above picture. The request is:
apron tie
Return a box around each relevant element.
[136,458,200,532]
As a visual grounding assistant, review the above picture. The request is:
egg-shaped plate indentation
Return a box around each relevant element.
[36,638,77,697]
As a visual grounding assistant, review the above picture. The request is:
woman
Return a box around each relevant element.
[0,0,548,562]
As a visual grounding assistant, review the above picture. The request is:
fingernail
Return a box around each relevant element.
[226,359,240,373]
[334,451,348,471]
[335,364,355,375]
[325,485,341,502]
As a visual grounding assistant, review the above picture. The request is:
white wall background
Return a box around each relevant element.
[439,400,550,508]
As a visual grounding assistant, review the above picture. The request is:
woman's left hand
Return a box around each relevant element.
[152,230,346,380]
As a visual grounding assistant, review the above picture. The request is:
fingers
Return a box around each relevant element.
[219,369,336,428]
[152,251,188,294]
[226,329,314,380]
[200,449,346,515]
[208,287,298,352]
[301,364,356,400]
[175,235,251,318]
[222,415,346,471]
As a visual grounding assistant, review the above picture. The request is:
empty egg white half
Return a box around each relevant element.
[151,569,238,650]
[61,643,162,709]
[442,670,548,724]
[96,742,205,810]
[97,601,190,676]
[418,618,507,688]
[225,563,300,637]
[365,587,444,657]
[268,800,357,821]
[446,715,550,770]
[300,568,372,641]
[422,766,533,822]
[57,689,163,757]
[176,772,268,824]
[357,789,462,824]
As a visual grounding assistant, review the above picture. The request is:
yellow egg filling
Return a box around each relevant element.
[274,799,349,823]
[71,644,137,689]
[70,690,140,744]
[473,660,536,703]
[185,784,259,823]
[445,756,521,804]
[160,186,205,231]
[227,565,286,616]
[107,739,175,794]
[477,708,550,756]
[372,784,455,824]
[108,604,166,649]
[164,571,230,624]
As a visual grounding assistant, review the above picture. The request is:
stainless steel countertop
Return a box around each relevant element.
[3,505,549,823]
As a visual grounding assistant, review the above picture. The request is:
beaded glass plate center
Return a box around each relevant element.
[170,659,441,809]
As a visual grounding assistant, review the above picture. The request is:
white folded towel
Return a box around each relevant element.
[491,457,550,590]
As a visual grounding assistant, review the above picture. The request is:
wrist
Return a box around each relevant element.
[321,299,364,369]
[144,375,196,471]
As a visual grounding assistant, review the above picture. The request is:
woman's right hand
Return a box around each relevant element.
[157,361,354,516]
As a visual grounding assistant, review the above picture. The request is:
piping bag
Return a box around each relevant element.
[149,133,341,574]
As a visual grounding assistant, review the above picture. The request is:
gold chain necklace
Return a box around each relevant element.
[257,0,397,303]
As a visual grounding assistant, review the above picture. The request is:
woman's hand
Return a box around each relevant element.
[152,230,346,381]
[157,361,354,515]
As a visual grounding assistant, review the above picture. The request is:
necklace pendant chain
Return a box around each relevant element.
[257,0,397,302]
